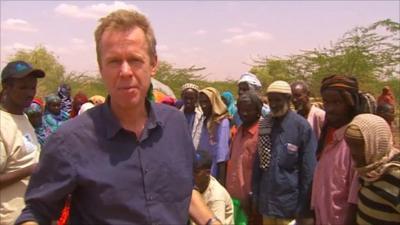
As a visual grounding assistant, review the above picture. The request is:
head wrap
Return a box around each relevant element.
[78,102,95,115]
[238,72,262,90]
[71,92,88,118]
[345,113,400,182]
[181,83,199,93]
[320,74,359,107]
[199,87,229,137]
[267,80,292,95]
[25,101,42,115]
[89,95,105,105]
[45,93,61,104]
[221,91,237,116]
[378,85,396,107]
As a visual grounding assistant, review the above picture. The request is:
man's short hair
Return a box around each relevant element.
[94,9,157,67]
[194,150,212,171]
[291,80,310,94]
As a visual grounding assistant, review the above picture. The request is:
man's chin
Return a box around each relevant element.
[271,109,288,118]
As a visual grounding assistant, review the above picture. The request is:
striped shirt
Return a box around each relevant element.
[357,168,400,225]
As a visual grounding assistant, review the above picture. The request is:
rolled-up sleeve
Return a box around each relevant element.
[16,132,77,225]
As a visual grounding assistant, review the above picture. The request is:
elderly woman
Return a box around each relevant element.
[198,87,230,185]
[345,114,400,224]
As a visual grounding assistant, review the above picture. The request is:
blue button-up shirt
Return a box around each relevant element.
[16,100,195,225]
[252,111,317,218]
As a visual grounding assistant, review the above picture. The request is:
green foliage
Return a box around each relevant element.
[8,45,65,97]
[250,19,400,98]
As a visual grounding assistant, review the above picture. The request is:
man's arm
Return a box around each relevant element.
[0,163,37,189]
[189,190,222,225]
[296,126,317,217]
[15,133,76,225]
[215,119,230,185]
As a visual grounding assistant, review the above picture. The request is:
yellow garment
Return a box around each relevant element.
[199,87,229,137]
[0,110,40,225]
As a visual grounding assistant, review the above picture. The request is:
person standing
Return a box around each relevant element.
[0,60,44,225]
[15,9,217,225]
[252,81,317,225]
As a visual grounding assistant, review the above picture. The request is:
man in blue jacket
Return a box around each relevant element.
[252,80,317,225]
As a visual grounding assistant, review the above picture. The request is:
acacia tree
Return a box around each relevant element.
[250,19,400,99]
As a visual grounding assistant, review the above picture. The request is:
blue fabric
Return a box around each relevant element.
[185,112,195,133]
[252,111,317,218]
[221,91,237,116]
[16,99,195,225]
[198,118,230,176]
[43,110,69,133]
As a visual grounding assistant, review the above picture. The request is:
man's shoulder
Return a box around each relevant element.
[55,105,102,135]
[152,103,184,122]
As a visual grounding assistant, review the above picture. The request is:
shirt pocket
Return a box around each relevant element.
[277,137,299,171]
[153,160,193,202]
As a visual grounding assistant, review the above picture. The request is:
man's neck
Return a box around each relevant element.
[0,101,23,115]
[298,103,312,118]
[111,100,149,138]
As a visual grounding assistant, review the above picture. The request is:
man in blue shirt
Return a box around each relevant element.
[252,81,317,225]
[16,9,219,225]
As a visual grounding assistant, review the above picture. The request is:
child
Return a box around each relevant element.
[194,150,234,225]
[345,113,400,224]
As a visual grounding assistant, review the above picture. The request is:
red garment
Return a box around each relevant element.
[70,92,88,118]
[57,196,71,225]
[377,86,396,107]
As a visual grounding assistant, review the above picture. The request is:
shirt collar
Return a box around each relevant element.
[243,120,259,136]
[102,97,163,139]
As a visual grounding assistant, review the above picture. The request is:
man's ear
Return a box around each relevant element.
[205,169,211,176]
[150,55,158,77]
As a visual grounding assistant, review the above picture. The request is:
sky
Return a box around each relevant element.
[1,1,399,81]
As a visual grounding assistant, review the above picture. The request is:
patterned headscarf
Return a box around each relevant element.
[58,83,72,114]
[25,100,42,115]
[238,72,262,90]
[345,113,400,182]
[199,87,229,137]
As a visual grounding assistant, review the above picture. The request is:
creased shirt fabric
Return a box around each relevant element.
[252,111,317,218]
[16,100,195,225]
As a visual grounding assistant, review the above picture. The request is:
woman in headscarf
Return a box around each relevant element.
[198,87,230,185]
[70,91,88,118]
[345,113,400,224]
[312,75,362,225]
[43,93,69,133]
[57,83,72,115]
[378,86,396,108]
[24,99,51,146]
[89,95,105,106]
[221,91,237,117]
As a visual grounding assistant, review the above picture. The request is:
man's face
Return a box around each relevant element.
[182,88,198,113]
[268,93,290,117]
[198,93,212,118]
[238,99,260,127]
[238,82,250,96]
[322,89,353,128]
[99,27,157,109]
[6,75,37,110]
[194,168,210,188]
[291,85,309,111]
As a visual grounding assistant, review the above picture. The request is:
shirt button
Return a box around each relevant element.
[144,169,149,174]
[147,194,153,200]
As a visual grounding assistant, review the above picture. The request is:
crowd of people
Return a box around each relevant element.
[1,8,399,225]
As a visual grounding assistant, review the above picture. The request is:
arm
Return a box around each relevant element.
[0,163,37,189]
[15,133,77,225]
[296,126,317,217]
[216,162,226,186]
[0,136,37,189]
[251,153,261,212]
[189,190,222,225]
